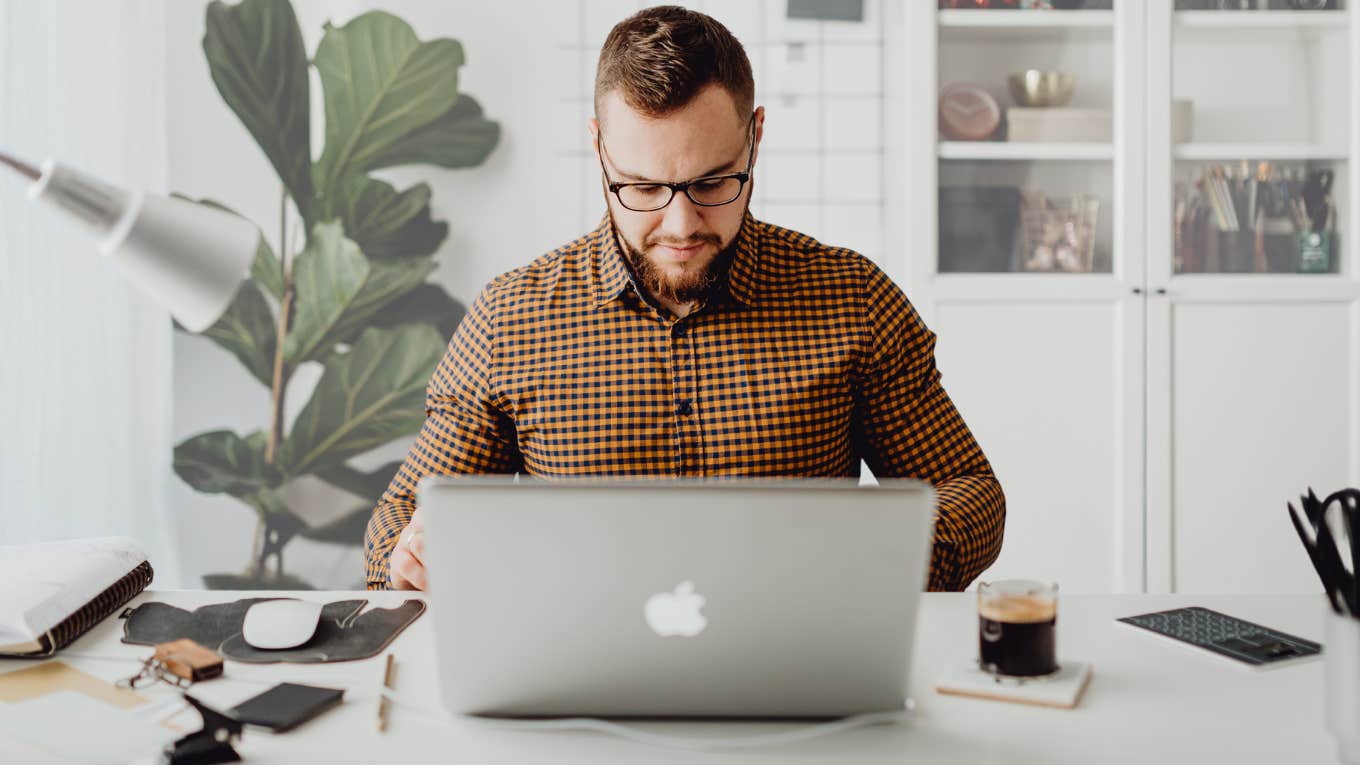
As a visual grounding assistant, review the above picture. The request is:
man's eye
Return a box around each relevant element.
[693,180,726,192]
[631,185,663,194]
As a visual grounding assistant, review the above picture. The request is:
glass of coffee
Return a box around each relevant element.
[978,579,1059,680]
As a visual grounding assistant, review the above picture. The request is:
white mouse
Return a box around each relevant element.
[241,599,323,650]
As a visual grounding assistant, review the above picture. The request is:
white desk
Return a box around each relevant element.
[0,590,1336,764]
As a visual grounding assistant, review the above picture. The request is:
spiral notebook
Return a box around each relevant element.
[0,537,154,657]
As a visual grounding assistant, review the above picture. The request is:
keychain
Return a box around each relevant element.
[120,639,224,689]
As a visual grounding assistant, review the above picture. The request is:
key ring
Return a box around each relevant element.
[118,654,193,690]
[117,639,222,690]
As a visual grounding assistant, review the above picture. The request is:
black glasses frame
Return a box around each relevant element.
[597,114,756,212]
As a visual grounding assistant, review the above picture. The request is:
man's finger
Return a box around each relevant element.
[409,530,425,562]
[397,547,427,590]
[390,548,427,591]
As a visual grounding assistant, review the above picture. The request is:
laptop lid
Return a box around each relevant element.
[420,477,936,718]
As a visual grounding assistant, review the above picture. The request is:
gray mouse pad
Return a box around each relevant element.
[120,598,426,663]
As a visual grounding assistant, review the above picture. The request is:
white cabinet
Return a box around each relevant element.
[899,1,1360,594]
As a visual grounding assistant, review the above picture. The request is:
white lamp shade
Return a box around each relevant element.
[29,161,257,333]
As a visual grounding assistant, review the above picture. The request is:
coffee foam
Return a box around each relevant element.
[978,594,1057,624]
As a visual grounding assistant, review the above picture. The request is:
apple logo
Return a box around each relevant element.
[644,580,708,637]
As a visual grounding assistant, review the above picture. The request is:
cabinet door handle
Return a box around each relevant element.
[1155,288,1168,295]
[1132,287,1144,295]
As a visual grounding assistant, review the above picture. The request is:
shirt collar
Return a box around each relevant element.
[592,212,763,309]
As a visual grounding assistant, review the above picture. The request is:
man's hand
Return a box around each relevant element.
[388,507,427,590]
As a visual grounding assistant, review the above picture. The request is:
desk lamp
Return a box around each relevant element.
[0,149,256,332]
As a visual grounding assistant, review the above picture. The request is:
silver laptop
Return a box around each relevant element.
[419,476,936,718]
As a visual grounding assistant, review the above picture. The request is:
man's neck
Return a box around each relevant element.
[661,298,697,319]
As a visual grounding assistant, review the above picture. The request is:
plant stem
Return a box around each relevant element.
[250,516,264,578]
[265,188,294,465]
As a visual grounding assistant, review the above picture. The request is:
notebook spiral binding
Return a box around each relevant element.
[19,560,155,658]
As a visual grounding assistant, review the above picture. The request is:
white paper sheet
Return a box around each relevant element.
[0,690,175,764]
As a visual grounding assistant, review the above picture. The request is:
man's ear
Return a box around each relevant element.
[751,105,765,166]
[588,116,601,158]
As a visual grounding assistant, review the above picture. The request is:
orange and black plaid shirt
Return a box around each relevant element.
[365,212,1004,591]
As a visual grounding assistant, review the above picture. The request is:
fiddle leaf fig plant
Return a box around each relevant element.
[172,0,499,589]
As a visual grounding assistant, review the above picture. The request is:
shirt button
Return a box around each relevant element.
[676,400,693,416]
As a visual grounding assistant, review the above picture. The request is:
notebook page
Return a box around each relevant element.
[0,537,147,648]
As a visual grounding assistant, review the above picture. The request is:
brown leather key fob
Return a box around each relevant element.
[154,638,224,683]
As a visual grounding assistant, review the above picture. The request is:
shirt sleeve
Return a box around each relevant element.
[851,260,1006,592]
[364,280,522,589]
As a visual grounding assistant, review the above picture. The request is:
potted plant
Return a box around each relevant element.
[172,0,499,588]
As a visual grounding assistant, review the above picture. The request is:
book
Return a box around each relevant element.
[935,660,1093,709]
[0,537,154,656]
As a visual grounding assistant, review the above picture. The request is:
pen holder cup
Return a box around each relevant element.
[1326,606,1360,764]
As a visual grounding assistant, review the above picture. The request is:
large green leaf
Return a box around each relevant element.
[279,324,445,476]
[357,94,500,171]
[203,0,313,213]
[312,11,464,201]
[323,175,448,259]
[174,430,280,497]
[328,257,437,347]
[201,280,277,387]
[285,221,437,365]
[283,222,369,364]
[298,506,375,545]
[315,460,403,501]
[368,284,466,341]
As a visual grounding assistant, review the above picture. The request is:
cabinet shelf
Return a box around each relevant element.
[1174,10,1351,31]
[1173,143,1349,161]
[938,9,1114,29]
[938,141,1114,161]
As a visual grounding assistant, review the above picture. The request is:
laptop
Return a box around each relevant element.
[419,476,936,718]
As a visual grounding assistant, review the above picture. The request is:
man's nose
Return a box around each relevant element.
[658,187,703,239]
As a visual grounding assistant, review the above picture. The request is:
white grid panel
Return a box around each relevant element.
[554,0,887,262]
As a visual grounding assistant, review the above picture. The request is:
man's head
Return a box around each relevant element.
[590,6,764,309]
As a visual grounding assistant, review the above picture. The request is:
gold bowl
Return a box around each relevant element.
[1007,71,1076,108]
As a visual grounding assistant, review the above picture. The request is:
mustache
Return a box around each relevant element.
[647,233,720,249]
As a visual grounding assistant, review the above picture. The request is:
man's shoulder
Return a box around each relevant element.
[752,217,886,289]
[479,229,599,308]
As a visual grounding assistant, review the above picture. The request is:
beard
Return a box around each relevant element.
[617,230,732,305]
[611,195,751,307]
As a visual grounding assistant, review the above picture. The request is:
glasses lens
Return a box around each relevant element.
[617,184,672,211]
[687,176,744,206]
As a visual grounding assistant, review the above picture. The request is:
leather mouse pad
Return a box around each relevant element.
[120,598,426,664]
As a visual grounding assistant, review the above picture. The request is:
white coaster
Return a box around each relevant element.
[935,661,1093,709]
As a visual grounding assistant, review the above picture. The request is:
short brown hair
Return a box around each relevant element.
[594,6,754,125]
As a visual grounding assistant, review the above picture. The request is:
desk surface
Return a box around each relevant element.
[0,590,1337,764]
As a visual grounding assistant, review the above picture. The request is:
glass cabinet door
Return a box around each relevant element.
[935,1,1118,275]
[1168,0,1350,275]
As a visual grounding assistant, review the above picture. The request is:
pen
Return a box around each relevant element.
[378,653,395,733]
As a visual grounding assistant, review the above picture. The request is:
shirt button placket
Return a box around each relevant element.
[670,321,694,477]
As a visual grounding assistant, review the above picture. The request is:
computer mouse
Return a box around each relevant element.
[241,599,323,650]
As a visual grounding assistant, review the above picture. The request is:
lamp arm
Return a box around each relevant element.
[0,150,41,181]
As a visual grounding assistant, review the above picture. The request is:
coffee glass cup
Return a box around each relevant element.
[978,579,1060,680]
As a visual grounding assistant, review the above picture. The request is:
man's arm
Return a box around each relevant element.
[852,261,1005,592]
[364,282,521,589]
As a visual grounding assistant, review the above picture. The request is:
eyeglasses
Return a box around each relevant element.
[597,114,756,212]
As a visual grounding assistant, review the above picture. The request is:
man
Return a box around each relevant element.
[365,6,1004,592]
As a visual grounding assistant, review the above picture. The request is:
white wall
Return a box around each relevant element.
[164,0,896,588]
[0,1,178,582]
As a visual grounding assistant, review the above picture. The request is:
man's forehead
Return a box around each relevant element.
[598,91,749,181]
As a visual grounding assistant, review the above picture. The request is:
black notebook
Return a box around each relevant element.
[0,537,154,657]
